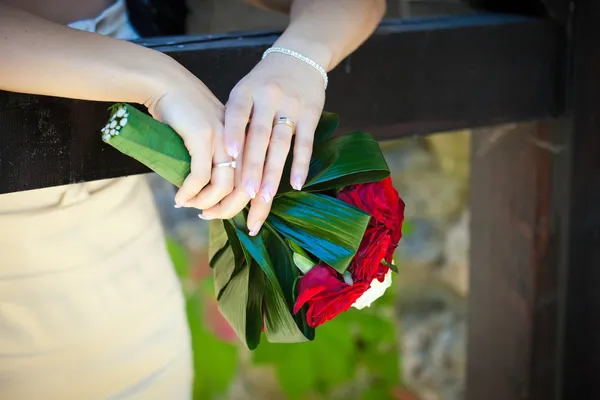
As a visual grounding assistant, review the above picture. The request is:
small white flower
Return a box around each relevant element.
[110,129,117,136]
[102,134,111,141]
[116,107,126,117]
[109,120,117,128]
[119,118,128,127]
[351,269,393,310]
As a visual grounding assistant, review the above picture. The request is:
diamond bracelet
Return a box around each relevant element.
[262,47,328,90]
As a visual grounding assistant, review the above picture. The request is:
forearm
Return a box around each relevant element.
[0,3,184,105]
[273,0,386,70]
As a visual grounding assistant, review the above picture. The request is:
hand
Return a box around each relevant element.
[200,52,326,234]
[145,62,234,210]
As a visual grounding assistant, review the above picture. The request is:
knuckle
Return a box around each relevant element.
[304,102,323,117]
[261,82,283,98]
[230,82,250,98]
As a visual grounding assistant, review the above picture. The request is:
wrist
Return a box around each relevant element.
[130,50,189,107]
[272,34,335,71]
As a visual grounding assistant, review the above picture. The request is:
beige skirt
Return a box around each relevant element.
[0,177,193,399]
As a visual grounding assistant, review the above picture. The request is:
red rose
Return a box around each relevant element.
[293,178,405,327]
[350,225,390,282]
[293,264,370,328]
[338,177,405,278]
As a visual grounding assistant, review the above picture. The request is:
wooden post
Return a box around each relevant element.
[559,1,600,397]
[468,1,600,399]
[467,120,565,400]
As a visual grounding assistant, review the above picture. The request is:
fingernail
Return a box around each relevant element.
[245,182,257,199]
[174,203,183,208]
[249,221,263,236]
[198,213,214,220]
[260,187,273,203]
[291,177,304,191]
[227,143,239,159]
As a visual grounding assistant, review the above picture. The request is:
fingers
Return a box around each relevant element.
[199,152,250,220]
[185,127,235,210]
[174,126,214,207]
[290,106,320,190]
[241,103,277,199]
[224,86,253,159]
[245,111,298,234]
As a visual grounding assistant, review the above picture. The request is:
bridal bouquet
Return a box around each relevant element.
[102,104,405,349]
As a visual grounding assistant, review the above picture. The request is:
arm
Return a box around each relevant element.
[0,3,233,208]
[202,0,386,234]
[272,0,385,70]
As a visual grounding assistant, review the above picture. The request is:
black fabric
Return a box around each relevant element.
[125,0,189,38]
[463,0,548,17]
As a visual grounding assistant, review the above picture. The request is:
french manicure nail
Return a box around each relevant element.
[291,177,304,191]
[174,203,183,208]
[227,143,239,159]
[249,221,263,236]
[260,187,273,203]
[246,183,257,199]
[198,213,214,220]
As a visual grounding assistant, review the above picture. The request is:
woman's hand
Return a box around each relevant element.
[199,52,326,234]
[145,60,234,209]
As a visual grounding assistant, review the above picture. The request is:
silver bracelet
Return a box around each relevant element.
[262,47,328,90]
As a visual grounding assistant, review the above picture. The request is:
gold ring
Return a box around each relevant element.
[274,117,296,133]
[214,161,236,169]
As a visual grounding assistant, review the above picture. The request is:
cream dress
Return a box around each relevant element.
[0,1,193,398]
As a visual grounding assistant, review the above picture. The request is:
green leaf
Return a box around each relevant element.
[209,221,238,300]
[216,262,250,347]
[382,260,399,274]
[285,238,315,262]
[304,132,390,192]
[268,191,370,274]
[293,252,316,274]
[103,104,190,187]
[229,214,313,343]
[314,112,339,142]
[246,262,265,350]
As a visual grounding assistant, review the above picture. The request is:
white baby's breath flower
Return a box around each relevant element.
[116,107,126,117]
[109,120,117,128]
[351,268,393,310]
[119,118,128,127]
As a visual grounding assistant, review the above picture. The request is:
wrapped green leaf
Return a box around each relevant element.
[102,104,190,188]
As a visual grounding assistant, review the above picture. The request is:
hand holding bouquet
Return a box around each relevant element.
[102,104,405,349]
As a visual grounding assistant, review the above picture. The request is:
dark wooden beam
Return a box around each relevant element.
[0,14,563,194]
[559,1,600,397]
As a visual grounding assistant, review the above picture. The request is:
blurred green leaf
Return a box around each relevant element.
[166,236,189,279]
[186,294,238,400]
[253,287,401,400]
[268,192,370,274]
